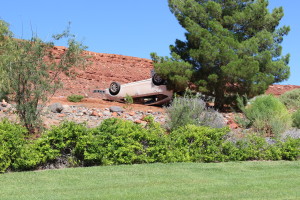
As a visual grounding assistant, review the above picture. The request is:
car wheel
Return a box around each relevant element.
[152,73,164,85]
[109,82,121,95]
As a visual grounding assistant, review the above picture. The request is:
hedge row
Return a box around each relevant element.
[0,118,299,172]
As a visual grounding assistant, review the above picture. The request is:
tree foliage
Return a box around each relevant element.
[150,52,193,92]
[0,20,88,133]
[156,0,290,109]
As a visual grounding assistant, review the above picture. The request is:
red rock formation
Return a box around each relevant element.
[54,46,153,97]
[265,85,300,96]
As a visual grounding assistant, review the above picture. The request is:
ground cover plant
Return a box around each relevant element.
[0,161,299,200]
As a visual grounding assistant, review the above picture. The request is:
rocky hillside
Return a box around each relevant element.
[266,85,300,96]
[53,46,299,98]
[54,46,153,97]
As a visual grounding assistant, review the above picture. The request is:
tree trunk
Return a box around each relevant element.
[214,86,225,111]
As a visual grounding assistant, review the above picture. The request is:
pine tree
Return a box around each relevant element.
[161,0,290,109]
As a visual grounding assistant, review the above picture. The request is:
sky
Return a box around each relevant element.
[0,0,299,85]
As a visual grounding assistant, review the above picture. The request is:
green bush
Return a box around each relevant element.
[170,125,230,162]
[292,109,300,128]
[165,96,225,131]
[67,94,84,102]
[36,121,90,166]
[225,135,282,161]
[240,95,292,136]
[13,121,91,171]
[0,120,27,172]
[84,118,173,166]
[124,94,133,105]
[12,119,173,170]
[279,137,300,160]
[12,143,43,171]
[2,117,300,173]
[279,89,300,110]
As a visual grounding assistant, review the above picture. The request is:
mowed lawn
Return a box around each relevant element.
[1,161,299,200]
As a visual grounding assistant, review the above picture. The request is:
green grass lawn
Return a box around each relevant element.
[1,161,299,200]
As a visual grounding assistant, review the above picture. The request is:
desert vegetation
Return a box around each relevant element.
[1,106,300,173]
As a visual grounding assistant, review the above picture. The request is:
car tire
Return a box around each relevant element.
[109,82,121,95]
[152,73,164,85]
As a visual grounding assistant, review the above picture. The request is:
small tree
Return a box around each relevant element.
[0,20,13,98]
[0,20,88,133]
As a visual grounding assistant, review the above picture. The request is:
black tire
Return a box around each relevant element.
[152,73,164,85]
[109,82,121,95]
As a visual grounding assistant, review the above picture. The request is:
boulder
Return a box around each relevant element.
[90,110,98,116]
[103,111,111,116]
[109,106,124,113]
[61,105,72,113]
[49,103,64,113]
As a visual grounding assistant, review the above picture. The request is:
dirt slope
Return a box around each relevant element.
[54,46,153,98]
[266,85,300,96]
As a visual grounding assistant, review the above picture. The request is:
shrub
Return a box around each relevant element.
[13,121,91,170]
[124,94,133,105]
[67,94,84,102]
[165,96,226,131]
[292,109,300,128]
[0,120,27,172]
[12,143,43,171]
[240,95,292,136]
[84,118,173,166]
[225,134,282,161]
[37,121,90,166]
[279,137,300,160]
[170,125,230,162]
[12,119,173,170]
[279,89,300,110]
[2,117,300,173]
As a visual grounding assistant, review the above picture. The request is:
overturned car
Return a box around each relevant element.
[96,72,173,106]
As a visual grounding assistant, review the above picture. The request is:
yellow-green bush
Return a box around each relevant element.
[292,109,300,128]
[2,117,300,173]
[279,89,300,110]
[84,118,173,165]
[241,95,292,136]
[67,94,84,102]
[170,125,230,162]
[0,120,27,172]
